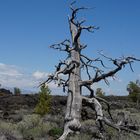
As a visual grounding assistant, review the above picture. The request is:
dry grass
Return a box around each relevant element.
[0,114,59,139]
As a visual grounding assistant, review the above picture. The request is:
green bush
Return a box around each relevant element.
[14,87,21,95]
[0,120,23,139]
[129,92,139,102]
[35,85,51,116]
[17,114,54,138]
[67,133,92,140]
[0,114,59,139]
[95,88,105,97]
[48,127,63,137]
[127,80,140,105]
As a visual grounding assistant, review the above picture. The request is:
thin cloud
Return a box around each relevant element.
[0,63,23,77]
[32,71,48,80]
[0,63,58,91]
[108,76,123,83]
[0,63,33,89]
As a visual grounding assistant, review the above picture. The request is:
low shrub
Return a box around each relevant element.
[17,114,58,139]
[48,127,63,137]
[67,133,92,140]
[14,87,21,95]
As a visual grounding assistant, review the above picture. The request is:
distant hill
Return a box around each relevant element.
[1,86,37,94]
[0,88,12,96]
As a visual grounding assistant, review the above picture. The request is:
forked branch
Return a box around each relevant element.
[69,3,99,46]
[81,56,140,86]
[50,39,72,52]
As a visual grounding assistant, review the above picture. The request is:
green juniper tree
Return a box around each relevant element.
[14,87,21,95]
[127,80,140,105]
[35,84,51,116]
[96,88,105,97]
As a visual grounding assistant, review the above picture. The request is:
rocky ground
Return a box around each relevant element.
[0,88,140,140]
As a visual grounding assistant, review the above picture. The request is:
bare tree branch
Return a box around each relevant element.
[103,117,140,136]
[70,6,88,23]
[80,44,87,50]
[73,25,99,43]
[81,54,107,68]
[82,85,113,120]
[68,3,98,45]
[82,95,140,136]
[50,39,72,52]
[81,56,140,86]
[81,25,99,32]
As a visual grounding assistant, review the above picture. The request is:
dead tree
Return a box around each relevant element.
[42,3,140,140]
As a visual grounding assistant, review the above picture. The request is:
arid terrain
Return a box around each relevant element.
[0,88,140,140]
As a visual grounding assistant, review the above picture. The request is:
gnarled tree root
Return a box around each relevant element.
[58,118,81,140]
[83,96,140,136]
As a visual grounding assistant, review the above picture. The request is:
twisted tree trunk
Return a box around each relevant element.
[58,18,83,139]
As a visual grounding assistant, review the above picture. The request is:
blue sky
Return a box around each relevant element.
[0,0,140,95]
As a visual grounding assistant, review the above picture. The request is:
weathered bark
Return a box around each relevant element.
[65,51,82,120]
[58,12,83,139]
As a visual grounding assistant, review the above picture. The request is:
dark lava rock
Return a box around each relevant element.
[0,94,38,111]
[0,89,139,124]
[82,107,96,120]
[0,88,12,96]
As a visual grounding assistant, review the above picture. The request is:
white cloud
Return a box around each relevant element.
[0,63,22,77]
[0,63,126,95]
[32,71,48,80]
[0,63,60,93]
[108,76,122,83]
[0,63,32,88]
